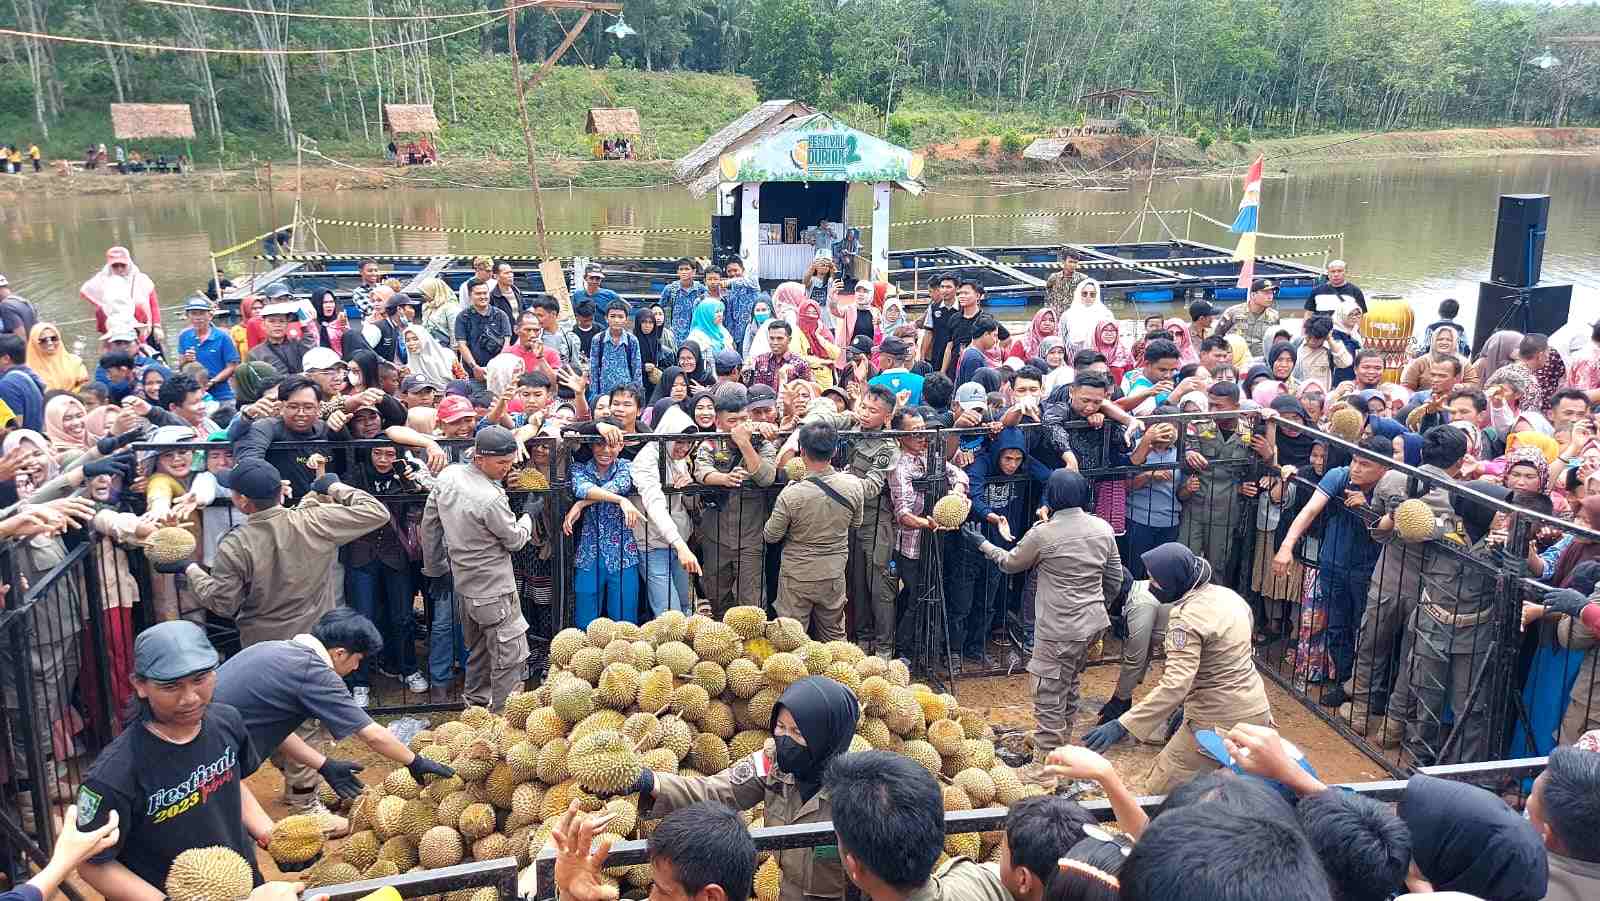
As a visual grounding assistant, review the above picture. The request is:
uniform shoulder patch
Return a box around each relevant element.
[730,749,772,786]
[1166,628,1190,652]
[874,447,897,469]
[76,786,102,826]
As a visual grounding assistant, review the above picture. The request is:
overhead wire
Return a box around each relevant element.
[138,0,557,21]
[0,12,502,55]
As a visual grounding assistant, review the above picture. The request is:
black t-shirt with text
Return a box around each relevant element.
[923,303,961,377]
[77,704,264,893]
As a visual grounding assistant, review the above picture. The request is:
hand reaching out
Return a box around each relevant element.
[550,801,620,901]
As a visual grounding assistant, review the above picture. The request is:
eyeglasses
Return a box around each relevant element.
[38,335,59,345]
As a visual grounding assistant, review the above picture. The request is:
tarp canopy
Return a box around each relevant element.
[716,113,923,191]
[383,104,440,135]
[110,104,195,140]
[586,107,641,135]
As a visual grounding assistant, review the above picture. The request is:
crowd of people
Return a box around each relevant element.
[3,246,1600,899]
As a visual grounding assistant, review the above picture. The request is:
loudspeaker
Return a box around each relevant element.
[1472,281,1572,354]
[1490,194,1549,287]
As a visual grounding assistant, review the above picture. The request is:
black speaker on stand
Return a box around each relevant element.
[1472,193,1570,354]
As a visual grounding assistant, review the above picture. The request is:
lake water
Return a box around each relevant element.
[2,153,1598,345]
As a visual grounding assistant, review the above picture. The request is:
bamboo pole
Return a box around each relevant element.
[506,1,552,261]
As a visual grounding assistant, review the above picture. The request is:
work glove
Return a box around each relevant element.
[959,524,987,551]
[309,473,341,494]
[407,755,456,782]
[1540,586,1593,619]
[82,451,135,483]
[1081,720,1129,753]
[630,767,656,797]
[96,429,143,456]
[317,757,367,799]
[152,557,191,575]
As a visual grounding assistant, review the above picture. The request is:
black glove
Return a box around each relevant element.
[317,758,367,799]
[1081,720,1128,752]
[82,452,135,482]
[95,430,142,456]
[407,755,456,782]
[310,473,341,494]
[959,524,987,550]
[152,557,191,575]
[1540,586,1593,619]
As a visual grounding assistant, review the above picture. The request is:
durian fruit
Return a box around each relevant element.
[552,677,597,724]
[990,765,1027,805]
[506,782,545,830]
[798,642,832,675]
[602,797,639,836]
[458,802,497,840]
[927,719,966,756]
[1329,405,1364,441]
[725,658,764,699]
[654,610,689,643]
[540,779,580,821]
[374,794,408,839]
[597,663,642,709]
[399,798,440,843]
[504,691,540,729]
[341,830,381,871]
[849,735,871,753]
[630,640,657,670]
[942,785,973,812]
[571,709,628,743]
[550,629,589,668]
[267,813,325,867]
[656,641,698,676]
[730,729,769,761]
[459,706,494,729]
[825,640,866,665]
[436,791,474,830]
[165,846,254,901]
[693,622,743,666]
[569,730,644,795]
[671,683,711,721]
[915,689,950,723]
[472,832,512,861]
[746,688,781,729]
[900,739,942,776]
[1393,498,1438,542]
[744,638,776,666]
[537,737,572,784]
[384,767,423,799]
[964,739,996,770]
[638,666,676,712]
[783,456,808,482]
[855,655,888,679]
[824,661,862,694]
[317,781,343,811]
[586,617,620,648]
[641,747,680,772]
[422,775,465,804]
[958,710,986,739]
[930,493,972,529]
[885,688,924,735]
[506,741,541,782]
[623,712,664,752]
[762,653,806,689]
[944,831,981,860]
[691,661,728,698]
[144,526,198,567]
[624,863,656,889]
[659,715,694,759]
[364,859,402,880]
[378,835,419,871]
[859,716,894,750]
[419,825,465,869]
[526,707,568,745]
[954,768,996,806]
[700,700,737,739]
[569,647,607,683]
[304,858,364,890]
[485,763,524,809]
[724,605,767,639]
[765,617,808,652]
[602,638,637,667]
[691,733,731,774]
[755,857,782,901]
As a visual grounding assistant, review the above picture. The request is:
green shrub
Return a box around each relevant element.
[1116,115,1148,137]
[887,115,914,147]
[975,137,991,156]
[1191,126,1214,150]
[999,131,1025,155]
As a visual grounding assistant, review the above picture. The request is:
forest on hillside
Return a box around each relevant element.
[4,0,1599,155]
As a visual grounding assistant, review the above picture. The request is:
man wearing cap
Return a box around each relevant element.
[454,281,513,379]
[214,608,455,831]
[421,426,533,709]
[437,394,479,438]
[868,337,924,405]
[1221,280,1281,359]
[1044,250,1086,325]
[1305,259,1366,316]
[765,421,864,641]
[401,374,440,409]
[98,327,171,384]
[177,296,240,413]
[587,298,643,405]
[165,456,390,648]
[247,284,318,375]
[0,273,37,339]
[713,348,744,386]
[573,264,623,317]
[1188,300,1220,343]
[75,621,280,899]
[693,384,779,615]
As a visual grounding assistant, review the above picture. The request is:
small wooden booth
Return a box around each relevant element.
[586,107,640,159]
[108,103,194,171]
[677,103,924,282]
[383,104,440,165]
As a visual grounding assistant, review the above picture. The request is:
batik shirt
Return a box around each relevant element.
[660,281,706,345]
[586,330,643,404]
[749,351,811,391]
[572,459,639,572]
[888,451,969,559]
[721,276,761,350]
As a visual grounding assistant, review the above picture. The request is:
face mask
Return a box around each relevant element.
[1151,578,1186,604]
[754,311,771,325]
[774,735,811,776]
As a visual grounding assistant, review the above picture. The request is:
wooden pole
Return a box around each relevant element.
[507,1,552,261]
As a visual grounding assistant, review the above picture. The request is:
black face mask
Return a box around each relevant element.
[774,735,811,777]
[1151,579,1186,604]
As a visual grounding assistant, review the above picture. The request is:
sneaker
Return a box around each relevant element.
[292,799,350,839]
[404,672,429,693]
[351,686,370,708]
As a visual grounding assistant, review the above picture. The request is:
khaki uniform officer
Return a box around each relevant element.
[632,677,861,901]
[421,426,532,711]
[766,422,865,640]
[1081,541,1272,794]
[964,469,1122,776]
[693,384,778,614]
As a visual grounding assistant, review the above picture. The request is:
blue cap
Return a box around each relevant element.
[183,296,214,313]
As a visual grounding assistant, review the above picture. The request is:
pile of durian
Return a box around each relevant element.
[263,607,1035,900]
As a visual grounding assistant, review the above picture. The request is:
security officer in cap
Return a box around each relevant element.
[765,422,865,640]
[1080,542,1272,794]
[246,283,317,375]
[76,621,301,899]
[421,425,532,710]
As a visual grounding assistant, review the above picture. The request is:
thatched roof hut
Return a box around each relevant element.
[586,107,641,135]
[109,104,196,140]
[674,99,815,196]
[1023,137,1072,160]
[383,104,440,135]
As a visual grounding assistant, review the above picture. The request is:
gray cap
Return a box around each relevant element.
[134,621,220,682]
[183,295,214,313]
[714,349,742,373]
[265,282,293,299]
[475,425,519,457]
[747,383,778,410]
[955,382,987,410]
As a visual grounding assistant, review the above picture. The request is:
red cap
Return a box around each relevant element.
[437,395,475,423]
[106,246,132,265]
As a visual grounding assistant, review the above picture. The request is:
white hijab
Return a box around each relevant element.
[403,324,457,387]
[1060,279,1113,350]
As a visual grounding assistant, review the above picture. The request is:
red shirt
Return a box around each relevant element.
[505,342,561,373]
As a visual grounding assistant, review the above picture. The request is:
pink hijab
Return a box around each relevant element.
[1165,317,1199,365]
[1091,321,1136,372]
[1023,308,1057,358]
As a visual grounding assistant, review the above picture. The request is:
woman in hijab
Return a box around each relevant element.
[3,429,58,499]
[687,298,734,356]
[1061,279,1114,350]
[1163,316,1200,366]
[741,297,774,360]
[231,360,282,407]
[634,306,665,372]
[877,295,913,347]
[79,245,162,342]
[1402,325,1470,392]
[1022,308,1059,359]
[312,288,345,353]
[633,676,858,901]
[417,276,460,346]
[27,323,88,393]
[831,281,873,362]
[793,300,840,388]
[402,324,459,388]
[44,394,91,464]
[1266,342,1299,388]
[1399,773,1548,901]
[674,341,711,387]
[1296,379,1327,427]
[1249,395,1316,637]
[1089,320,1136,385]
[1471,330,1523,385]
[648,365,690,407]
